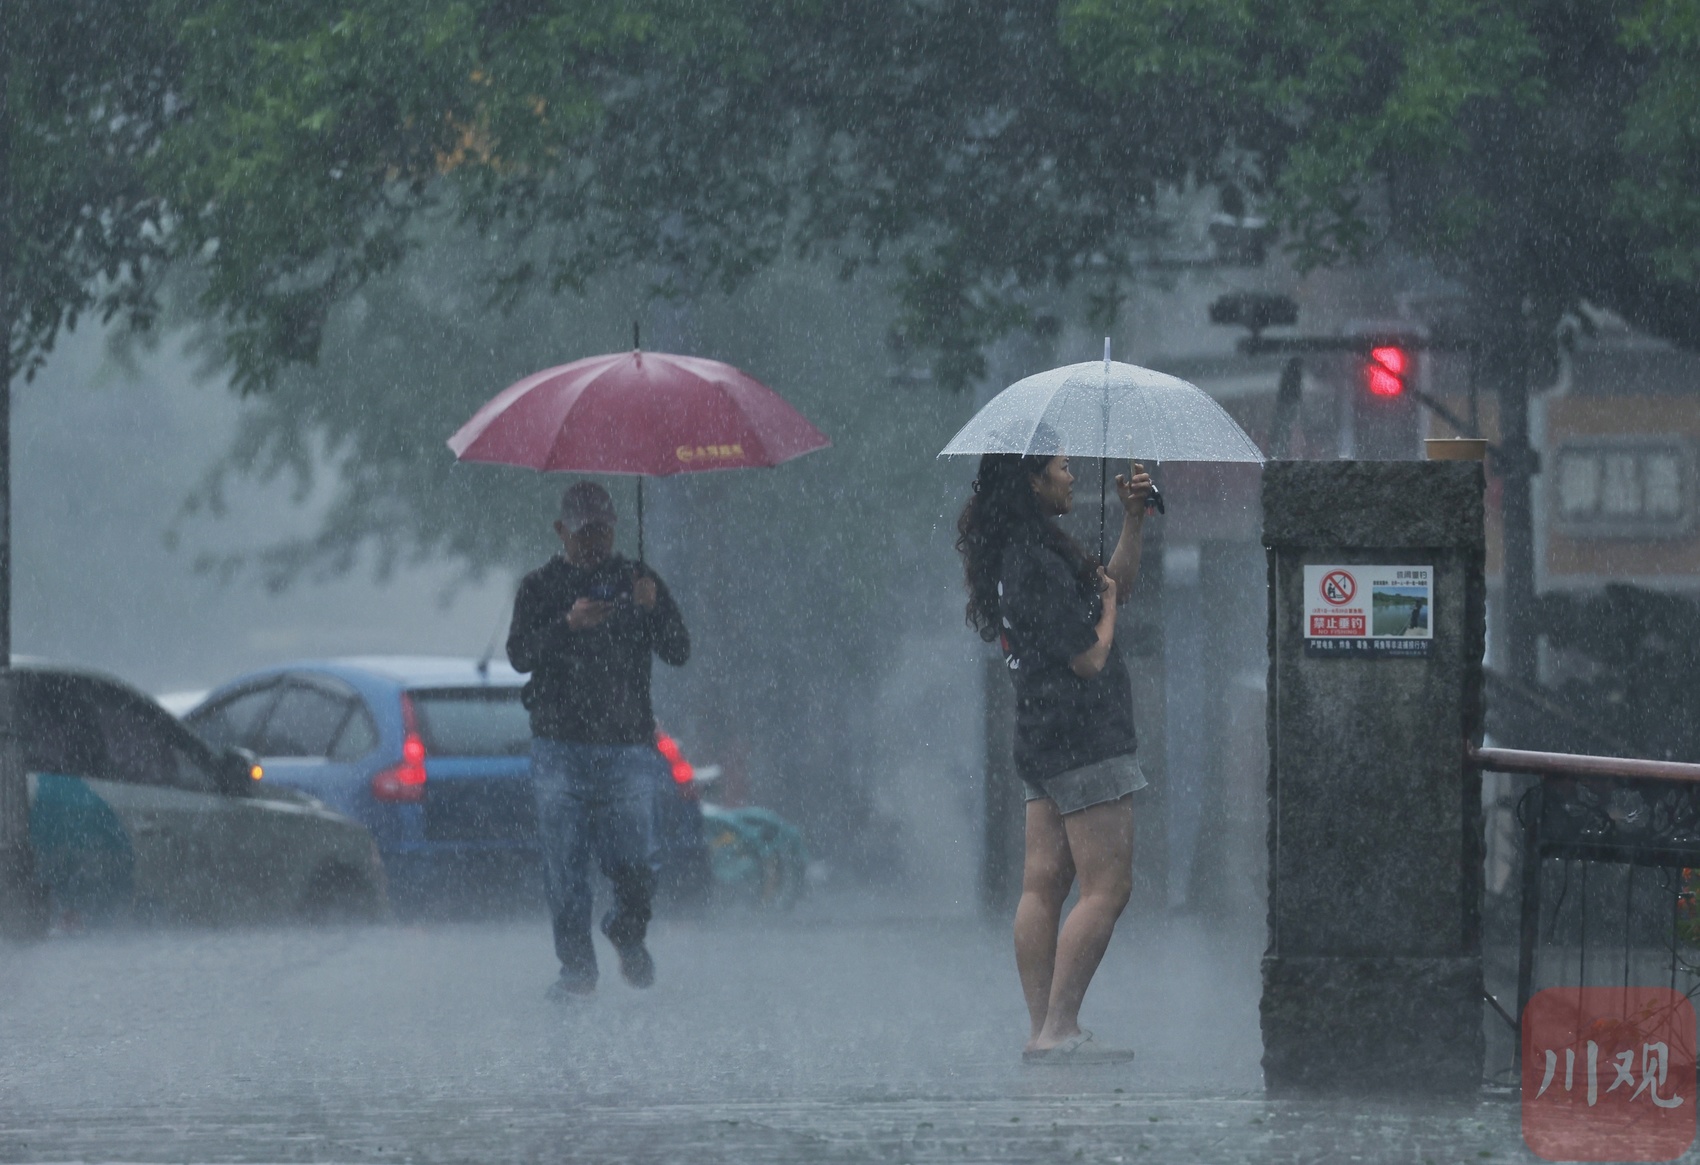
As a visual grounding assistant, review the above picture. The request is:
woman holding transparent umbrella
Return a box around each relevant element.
[956,441,1154,1065]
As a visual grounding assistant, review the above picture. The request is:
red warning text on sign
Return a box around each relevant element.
[1309,614,1366,636]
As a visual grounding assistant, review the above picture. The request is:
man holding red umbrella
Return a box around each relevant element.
[507,481,690,1000]
[452,334,828,997]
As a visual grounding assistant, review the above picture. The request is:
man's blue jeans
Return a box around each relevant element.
[531,737,660,984]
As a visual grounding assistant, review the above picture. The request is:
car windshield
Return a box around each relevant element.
[408,687,530,757]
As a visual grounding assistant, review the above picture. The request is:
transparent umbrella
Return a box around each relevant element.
[938,341,1265,463]
[939,340,1265,554]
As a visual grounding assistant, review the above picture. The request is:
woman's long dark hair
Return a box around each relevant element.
[956,452,1098,642]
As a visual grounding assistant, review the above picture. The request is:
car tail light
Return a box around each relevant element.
[372,694,428,803]
[655,731,693,785]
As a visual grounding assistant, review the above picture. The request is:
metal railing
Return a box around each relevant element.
[1473,746,1700,1043]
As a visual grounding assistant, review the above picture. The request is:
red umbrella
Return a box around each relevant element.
[447,344,830,556]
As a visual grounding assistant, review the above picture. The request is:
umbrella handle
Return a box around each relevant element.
[1099,337,1111,561]
[636,477,645,565]
[1099,458,1107,563]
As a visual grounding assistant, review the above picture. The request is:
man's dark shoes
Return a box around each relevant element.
[546,953,596,1002]
[546,972,595,1002]
[600,912,655,989]
[614,941,654,988]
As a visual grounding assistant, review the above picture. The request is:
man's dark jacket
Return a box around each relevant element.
[506,553,689,744]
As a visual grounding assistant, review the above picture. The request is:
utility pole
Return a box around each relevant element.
[1486,327,1540,687]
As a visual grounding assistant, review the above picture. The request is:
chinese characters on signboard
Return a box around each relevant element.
[1302,564,1433,658]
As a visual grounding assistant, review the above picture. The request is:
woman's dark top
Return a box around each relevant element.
[998,530,1137,785]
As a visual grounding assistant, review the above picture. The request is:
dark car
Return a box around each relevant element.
[15,663,385,926]
[183,656,711,910]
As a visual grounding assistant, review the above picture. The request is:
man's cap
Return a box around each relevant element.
[559,481,617,532]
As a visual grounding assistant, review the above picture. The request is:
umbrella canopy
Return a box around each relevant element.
[448,349,830,475]
[937,358,1264,463]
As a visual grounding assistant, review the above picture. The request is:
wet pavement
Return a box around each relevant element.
[0,902,1533,1162]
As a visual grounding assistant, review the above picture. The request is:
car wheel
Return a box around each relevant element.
[298,863,387,924]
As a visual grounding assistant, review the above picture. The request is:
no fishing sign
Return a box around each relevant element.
[1303,565,1433,658]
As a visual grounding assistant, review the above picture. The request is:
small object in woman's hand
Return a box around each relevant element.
[1116,464,1159,515]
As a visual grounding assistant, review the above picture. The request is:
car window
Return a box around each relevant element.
[86,683,180,789]
[187,684,278,751]
[254,683,354,758]
[168,740,221,796]
[328,703,379,762]
[16,676,106,779]
[409,688,531,757]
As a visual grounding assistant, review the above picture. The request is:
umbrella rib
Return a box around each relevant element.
[449,359,593,459]
[662,367,729,478]
[1010,375,1089,455]
[716,376,776,466]
[540,355,660,473]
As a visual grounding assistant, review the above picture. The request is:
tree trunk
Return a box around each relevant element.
[0,8,44,940]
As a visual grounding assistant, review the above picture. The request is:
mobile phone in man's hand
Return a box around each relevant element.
[586,576,631,603]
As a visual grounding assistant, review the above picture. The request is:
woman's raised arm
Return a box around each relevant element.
[1104,462,1153,602]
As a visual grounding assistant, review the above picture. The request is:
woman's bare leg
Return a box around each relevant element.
[1013,798,1075,1052]
[1032,795,1134,1049]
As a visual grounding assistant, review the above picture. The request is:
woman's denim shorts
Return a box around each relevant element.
[1022,752,1147,815]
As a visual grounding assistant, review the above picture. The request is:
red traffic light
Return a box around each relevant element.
[1366,346,1408,397]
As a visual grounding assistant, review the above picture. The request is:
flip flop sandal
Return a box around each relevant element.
[1024,1030,1136,1066]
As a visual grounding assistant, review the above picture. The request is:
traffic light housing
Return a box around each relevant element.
[1351,343,1419,458]
[1365,346,1410,397]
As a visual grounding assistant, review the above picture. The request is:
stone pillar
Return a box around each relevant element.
[1261,461,1485,1095]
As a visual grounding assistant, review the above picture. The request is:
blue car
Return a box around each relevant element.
[184,657,540,909]
[185,657,711,909]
